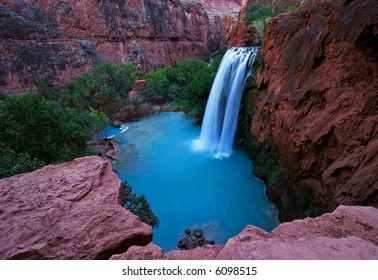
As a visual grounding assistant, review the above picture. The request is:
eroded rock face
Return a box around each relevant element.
[111,206,378,260]
[0,0,214,95]
[227,20,261,47]
[0,156,152,259]
[186,0,242,21]
[252,0,378,219]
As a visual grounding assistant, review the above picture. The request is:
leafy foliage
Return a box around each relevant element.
[122,181,160,229]
[142,68,173,102]
[243,2,297,37]
[0,93,105,178]
[143,55,222,122]
[62,62,139,116]
[0,143,45,179]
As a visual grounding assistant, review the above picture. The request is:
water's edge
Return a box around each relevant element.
[103,112,279,252]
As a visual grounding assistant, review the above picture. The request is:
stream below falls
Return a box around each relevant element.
[104,112,279,252]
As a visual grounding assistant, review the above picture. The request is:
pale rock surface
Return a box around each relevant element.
[0,156,152,259]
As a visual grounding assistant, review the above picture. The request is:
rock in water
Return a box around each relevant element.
[0,156,153,259]
[177,228,214,250]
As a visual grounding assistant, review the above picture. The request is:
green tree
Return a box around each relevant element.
[122,181,160,229]
[142,68,172,102]
[0,143,45,179]
[63,62,139,116]
[89,107,109,139]
[182,66,215,120]
[243,2,297,37]
[175,59,209,86]
[0,93,101,178]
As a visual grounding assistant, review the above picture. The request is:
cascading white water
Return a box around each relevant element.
[193,47,260,158]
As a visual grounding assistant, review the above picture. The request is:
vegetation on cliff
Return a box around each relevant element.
[121,181,160,229]
[0,94,108,179]
[142,53,224,122]
[61,62,140,118]
[238,70,316,221]
[243,2,297,37]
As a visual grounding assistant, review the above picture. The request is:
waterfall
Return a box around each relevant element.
[193,47,259,158]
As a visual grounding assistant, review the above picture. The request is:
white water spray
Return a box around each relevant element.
[193,47,260,158]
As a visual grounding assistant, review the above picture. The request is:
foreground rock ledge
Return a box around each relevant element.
[111,206,378,260]
[0,156,152,260]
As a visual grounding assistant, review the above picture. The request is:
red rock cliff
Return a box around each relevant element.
[0,0,214,95]
[251,0,378,219]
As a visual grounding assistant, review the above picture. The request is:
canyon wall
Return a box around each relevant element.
[0,0,214,95]
[250,0,378,220]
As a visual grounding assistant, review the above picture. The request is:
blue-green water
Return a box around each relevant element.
[106,112,279,252]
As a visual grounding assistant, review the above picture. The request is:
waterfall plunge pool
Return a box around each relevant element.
[104,112,279,252]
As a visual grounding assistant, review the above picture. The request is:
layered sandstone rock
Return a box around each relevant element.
[0,156,152,259]
[111,206,378,259]
[227,20,261,47]
[186,0,242,21]
[0,0,214,95]
[250,0,378,219]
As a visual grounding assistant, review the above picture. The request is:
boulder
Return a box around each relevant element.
[0,156,152,259]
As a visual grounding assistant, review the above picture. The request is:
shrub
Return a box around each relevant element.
[176,64,215,120]
[243,2,298,37]
[142,68,173,102]
[122,181,160,229]
[0,93,106,178]
[0,143,45,179]
[63,62,139,116]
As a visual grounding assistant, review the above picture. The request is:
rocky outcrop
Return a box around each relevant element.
[0,0,215,95]
[128,80,148,99]
[227,21,261,47]
[0,156,152,259]
[217,206,378,259]
[111,205,378,259]
[186,0,242,21]
[249,0,378,219]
